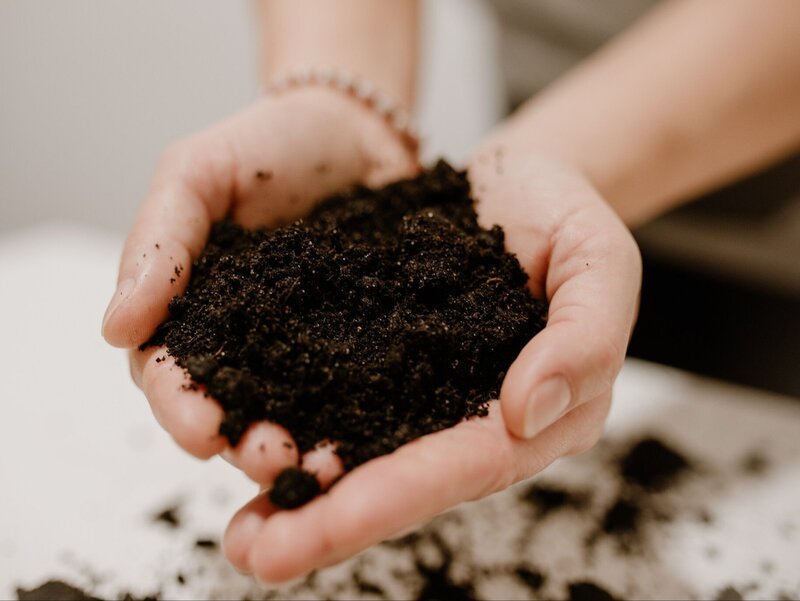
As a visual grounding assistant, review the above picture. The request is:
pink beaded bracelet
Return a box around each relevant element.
[267,66,419,157]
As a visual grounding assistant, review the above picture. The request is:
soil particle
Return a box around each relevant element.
[522,483,589,517]
[715,585,744,601]
[152,505,181,528]
[514,566,545,591]
[740,451,769,475]
[601,498,641,536]
[618,437,690,491]
[194,538,218,550]
[415,564,475,601]
[145,161,547,489]
[567,581,617,601]
[16,581,157,601]
[16,581,101,601]
[269,467,321,509]
[353,570,386,598]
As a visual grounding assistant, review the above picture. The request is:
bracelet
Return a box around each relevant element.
[266,66,419,157]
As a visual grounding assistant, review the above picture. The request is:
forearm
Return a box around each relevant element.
[487,0,800,226]
[259,0,419,111]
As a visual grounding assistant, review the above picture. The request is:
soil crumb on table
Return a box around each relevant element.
[193,538,218,551]
[601,497,641,536]
[521,483,589,517]
[618,437,690,491]
[16,581,101,601]
[16,581,157,601]
[152,505,181,529]
[568,580,618,601]
[514,566,546,591]
[146,160,547,480]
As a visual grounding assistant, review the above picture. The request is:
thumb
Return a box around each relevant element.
[102,135,234,348]
[500,210,641,439]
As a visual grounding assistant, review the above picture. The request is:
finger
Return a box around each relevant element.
[242,405,516,582]
[300,441,345,490]
[223,442,344,573]
[237,397,607,582]
[501,200,641,439]
[562,392,611,457]
[102,134,235,349]
[243,400,604,582]
[223,493,278,573]
[221,421,299,485]
[132,347,226,459]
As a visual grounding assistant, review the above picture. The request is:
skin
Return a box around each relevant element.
[103,0,800,584]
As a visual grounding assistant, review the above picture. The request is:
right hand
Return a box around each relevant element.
[101,87,416,481]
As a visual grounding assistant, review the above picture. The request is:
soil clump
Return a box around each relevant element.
[146,161,547,475]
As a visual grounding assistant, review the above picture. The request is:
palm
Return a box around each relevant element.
[221,152,637,581]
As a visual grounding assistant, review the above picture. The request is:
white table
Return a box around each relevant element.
[1,224,798,600]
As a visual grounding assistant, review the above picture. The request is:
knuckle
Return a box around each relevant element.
[591,337,625,386]
[157,137,210,183]
[566,423,604,457]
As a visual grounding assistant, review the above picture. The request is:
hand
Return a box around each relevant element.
[223,151,641,582]
[102,87,416,474]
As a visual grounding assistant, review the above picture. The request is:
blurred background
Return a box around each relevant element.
[2,0,798,396]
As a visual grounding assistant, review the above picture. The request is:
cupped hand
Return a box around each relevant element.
[223,151,642,582]
[102,87,416,481]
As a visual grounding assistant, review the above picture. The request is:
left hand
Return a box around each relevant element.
[223,151,642,583]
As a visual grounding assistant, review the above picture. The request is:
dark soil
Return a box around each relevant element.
[146,160,547,473]
[618,437,690,491]
[567,581,617,601]
[16,581,156,601]
[522,483,589,517]
[715,585,744,601]
[193,538,218,550]
[514,566,546,591]
[269,467,321,509]
[152,505,180,528]
[16,581,101,601]
[601,498,641,536]
[415,563,475,601]
[740,451,769,475]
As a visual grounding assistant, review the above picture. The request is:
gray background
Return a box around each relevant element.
[0,0,503,234]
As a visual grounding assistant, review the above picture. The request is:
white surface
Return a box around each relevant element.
[1,224,799,600]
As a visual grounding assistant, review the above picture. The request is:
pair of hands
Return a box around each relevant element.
[102,87,641,583]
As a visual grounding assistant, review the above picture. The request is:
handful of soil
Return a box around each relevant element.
[146,161,547,481]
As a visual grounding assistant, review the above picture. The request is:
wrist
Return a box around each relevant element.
[475,123,649,224]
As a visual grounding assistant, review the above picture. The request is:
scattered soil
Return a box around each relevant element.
[146,160,547,476]
[15,581,156,601]
[567,581,617,601]
[269,467,321,509]
[715,585,744,601]
[193,538,218,551]
[152,505,180,528]
[514,566,546,591]
[17,581,101,601]
[522,483,589,517]
[740,451,769,476]
[415,564,475,601]
[352,570,386,598]
[618,437,690,491]
[601,498,641,536]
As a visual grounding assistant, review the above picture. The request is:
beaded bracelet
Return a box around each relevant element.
[266,66,419,157]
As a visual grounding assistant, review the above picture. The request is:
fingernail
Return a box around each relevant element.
[102,278,135,333]
[523,376,571,439]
